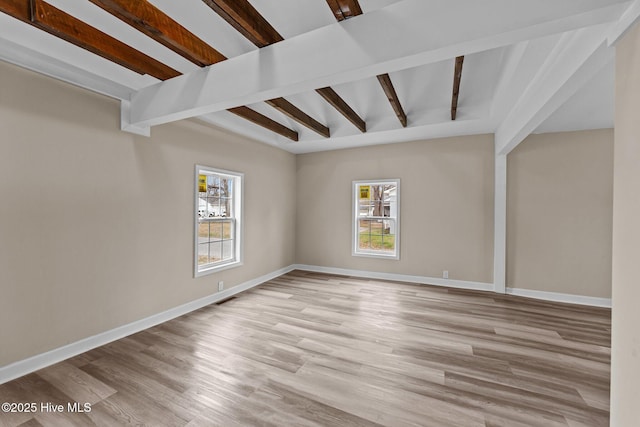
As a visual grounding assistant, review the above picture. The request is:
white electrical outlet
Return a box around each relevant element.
[218,281,224,291]
[443,270,449,279]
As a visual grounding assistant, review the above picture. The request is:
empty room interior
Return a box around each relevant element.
[1,0,640,426]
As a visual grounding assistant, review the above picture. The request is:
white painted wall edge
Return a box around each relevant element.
[0,265,295,385]
[506,287,611,308]
[292,264,494,292]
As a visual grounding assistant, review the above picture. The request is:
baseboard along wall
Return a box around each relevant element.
[0,265,295,385]
[292,264,494,292]
[1,263,611,384]
[505,287,611,308]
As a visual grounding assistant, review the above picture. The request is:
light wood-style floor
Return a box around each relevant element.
[0,271,611,427]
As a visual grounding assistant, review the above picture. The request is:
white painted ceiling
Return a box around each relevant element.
[0,0,635,154]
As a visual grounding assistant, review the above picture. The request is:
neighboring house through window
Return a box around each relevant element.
[353,179,400,259]
[195,165,243,277]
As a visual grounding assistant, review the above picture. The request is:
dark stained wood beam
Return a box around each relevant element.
[202,0,363,134]
[0,0,310,141]
[201,0,283,48]
[22,0,297,140]
[0,0,180,80]
[325,0,362,20]
[266,98,330,138]
[377,74,407,127]
[228,106,298,141]
[0,0,28,19]
[88,0,226,67]
[451,55,464,120]
[201,0,333,138]
[316,87,366,133]
[327,0,406,127]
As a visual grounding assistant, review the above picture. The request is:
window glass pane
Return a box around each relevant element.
[198,243,209,266]
[371,185,383,216]
[198,221,210,239]
[358,219,372,250]
[209,221,223,240]
[213,180,218,196]
[209,241,222,263]
[386,184,397,218]
[221,239,233,262]
[371,219,383,237]
[382,219,396,252]
[222,220,233,240]
[202,197,211,217]
[220,197,231,217]
[220,178,231,217]
[196,167,242,275]
[359,219,395,252]
[353,180,399,258]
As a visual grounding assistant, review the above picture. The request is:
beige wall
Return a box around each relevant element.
[611,22,640,425]
[296,135,495,283]
[0,58,620,371]
[506,129,614,298]
[0,62,296,367]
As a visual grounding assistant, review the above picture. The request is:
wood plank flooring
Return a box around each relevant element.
[0,271,611,426]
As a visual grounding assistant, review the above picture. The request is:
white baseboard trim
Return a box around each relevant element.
[506,287,611,308]
[2,265,610,384]
[292,264,494,292]
[293,265,611,308]
[0,265,295,385]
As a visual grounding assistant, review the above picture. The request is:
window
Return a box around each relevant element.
[353,179,400,259]
[195,165,243,277]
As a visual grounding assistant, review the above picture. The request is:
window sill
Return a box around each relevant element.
[195,260,242,278]
[352,251,400,260]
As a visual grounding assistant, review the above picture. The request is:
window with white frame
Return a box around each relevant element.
[195,166,243,277]
[353,179,400,259]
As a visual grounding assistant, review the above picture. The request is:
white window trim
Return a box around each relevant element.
[352,179,400,260]
[194,165,244,278]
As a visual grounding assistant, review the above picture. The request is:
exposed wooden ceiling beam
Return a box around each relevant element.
[314,2,370,132]
[316,87,366,133]
[451,56,464,120]
[327,0,407,127]
[266,98,330,138]
[129,0,625,128]
[228,106,298,141]
[201,0,283,48]
[82,0,297,140]
[202,0,365,134]
[1,0,296,141]
[0,0,180,80]
[0,0,27,20]
[377,73,407,127]
[88,0,225,67]
[326,0,362,20]
[201,0,333,138]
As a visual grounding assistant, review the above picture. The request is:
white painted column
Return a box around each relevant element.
[611,20,640,426]
[493,153,507,294]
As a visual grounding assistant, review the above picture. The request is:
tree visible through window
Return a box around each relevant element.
[353,179,400,259]
[195,166,242,276]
